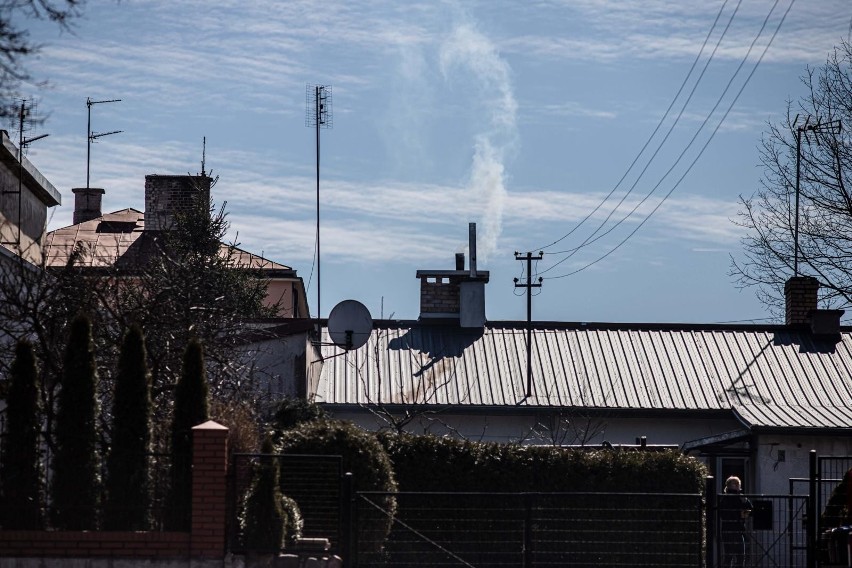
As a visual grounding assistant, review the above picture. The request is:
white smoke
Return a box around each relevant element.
[439,19,518,261]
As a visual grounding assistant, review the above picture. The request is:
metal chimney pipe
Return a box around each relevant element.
[469,223,477,277]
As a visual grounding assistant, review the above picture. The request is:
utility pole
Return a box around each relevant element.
[514,251,543,399]
[794,116,841,276]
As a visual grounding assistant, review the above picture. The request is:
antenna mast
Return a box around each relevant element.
[305,84,333,332]
[2,99,48,248]
[86,97,122,190]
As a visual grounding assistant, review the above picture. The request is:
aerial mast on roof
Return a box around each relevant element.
[86,97,122,190]
[1,99,48,249]
[305,84,333,333]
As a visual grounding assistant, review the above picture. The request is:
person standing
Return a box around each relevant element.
[720,476,753,567]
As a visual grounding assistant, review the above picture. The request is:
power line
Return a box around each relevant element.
[532,0,737,253]
[538,0,745,267]
[543,0,795,281]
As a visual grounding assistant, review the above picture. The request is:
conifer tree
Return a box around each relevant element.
[0,340,43,529]
[241,436,286,552]
[51,313,100,530]
[166,338,209,530]
[103,324,152,530]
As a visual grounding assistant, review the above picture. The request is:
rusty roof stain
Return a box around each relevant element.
[313,321,852,431]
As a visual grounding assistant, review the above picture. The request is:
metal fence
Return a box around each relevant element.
[229,453,343,553]
[352,491,704,568]
[712,494,809,568]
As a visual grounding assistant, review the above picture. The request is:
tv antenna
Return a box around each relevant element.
[305,84,332,332]
[2,99,49,248]
[86,97,122,189]
[792,115,842,276]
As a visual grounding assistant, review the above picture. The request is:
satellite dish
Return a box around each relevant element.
[327,299,373,350]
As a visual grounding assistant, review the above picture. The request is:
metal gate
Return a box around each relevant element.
[713,494,809,568]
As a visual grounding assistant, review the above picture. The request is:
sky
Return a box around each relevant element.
[18,0,852,324]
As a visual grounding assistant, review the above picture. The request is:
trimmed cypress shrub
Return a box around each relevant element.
[277,420,397,552]
[0,340,44,529]
[241,437,287,553]
[51,313,101,530]
[103,324,152,530]
[166,338,209,530]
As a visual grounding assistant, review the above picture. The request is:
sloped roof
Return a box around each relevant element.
[44,208,293,272]
[313,321,852,432]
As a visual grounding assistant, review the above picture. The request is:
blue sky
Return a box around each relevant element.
[20,0,852,323]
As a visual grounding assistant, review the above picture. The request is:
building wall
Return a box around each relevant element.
[329,409,742,447]
[0,145,59,265]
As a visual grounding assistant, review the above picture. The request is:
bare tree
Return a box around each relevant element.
[0,0,86,121]
[732,41,852,314]
[0,190,279,451]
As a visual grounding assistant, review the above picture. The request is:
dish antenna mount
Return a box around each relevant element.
[327,299,372,351]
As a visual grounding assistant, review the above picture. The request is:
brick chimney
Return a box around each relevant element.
[144,174,211,231]
[416,224,489,327]
[784,276,819,326]
[71,187,105,224]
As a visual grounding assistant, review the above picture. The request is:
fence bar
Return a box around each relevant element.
[341,472,354,568]
[808,450,816,568]
[523,493,533,568]
[705,476,715,568]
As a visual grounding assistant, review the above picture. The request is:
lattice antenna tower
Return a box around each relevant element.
[305,84,333,329]
[2,99,48,248]
[86,97,122,190]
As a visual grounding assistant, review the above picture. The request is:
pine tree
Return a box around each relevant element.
[51,313,100,530]
[0,340,43,529]
[103,324,152,530]
[166,338,209,530]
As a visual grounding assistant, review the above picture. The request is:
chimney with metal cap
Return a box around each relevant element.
[71,187,105,224]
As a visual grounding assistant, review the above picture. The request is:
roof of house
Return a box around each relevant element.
[43,207,294,274]
[313,320,852,433]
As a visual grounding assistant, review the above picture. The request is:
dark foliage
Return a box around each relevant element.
[0,182,275,461]
[277,420,397,552]
[166,338,209,530]
[377,431,707,493]
[273,397,328,431]
[241,437,287,552]
[0,340,43,529]
[50,312,100,530]
[821,468,852,528]
[0,0,85,122]
[103,324,152,530]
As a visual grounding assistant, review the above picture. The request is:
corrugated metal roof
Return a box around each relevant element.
[314,322,852,431]
[44,208,292,271]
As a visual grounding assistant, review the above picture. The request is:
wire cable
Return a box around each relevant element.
[543,0,795,281]
[531,0,734,252]
[539,0,744,264]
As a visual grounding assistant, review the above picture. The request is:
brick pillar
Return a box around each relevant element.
[785,276,819,325]
[191,420,229,559]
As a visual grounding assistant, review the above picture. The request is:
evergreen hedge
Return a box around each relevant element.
[277,420,397,553]
[167,338,209,530]
[103,324,152,530]
[0,340,43,529]
[372,432,706,568]
[377,432,706,493]
[51,313,101,530]
[242,437,288,553]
